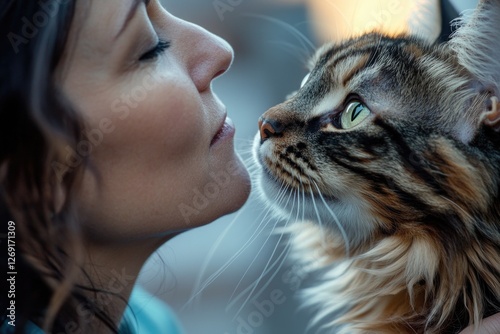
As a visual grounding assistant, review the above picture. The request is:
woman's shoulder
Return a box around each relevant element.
[119,285,184,334]
[1,285,183,334]
[0,319,43,334]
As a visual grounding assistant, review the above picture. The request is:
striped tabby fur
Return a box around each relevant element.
[253,1,500,333]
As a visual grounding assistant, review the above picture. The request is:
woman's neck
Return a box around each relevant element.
[80,236,172,332]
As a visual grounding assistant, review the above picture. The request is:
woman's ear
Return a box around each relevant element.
[449,0,500,96]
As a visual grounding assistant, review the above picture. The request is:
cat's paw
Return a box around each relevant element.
[482,96,500,131]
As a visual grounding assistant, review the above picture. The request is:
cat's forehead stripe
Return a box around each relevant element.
[342,53,371,87]
[315,35,380,67]
[314,33,386,68]
[310,89,346,118]
[322,37,393,70]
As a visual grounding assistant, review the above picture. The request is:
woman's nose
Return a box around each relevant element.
[180,20,233,92]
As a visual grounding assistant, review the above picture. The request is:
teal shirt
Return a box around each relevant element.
[1,286,183,334]
[119,286,183,334]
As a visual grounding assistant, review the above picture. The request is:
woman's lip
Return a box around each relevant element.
[210,116,235,146]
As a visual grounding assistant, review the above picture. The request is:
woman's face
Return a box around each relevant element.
[59,0,250,242]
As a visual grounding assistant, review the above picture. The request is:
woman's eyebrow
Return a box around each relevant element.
[114,0,151,40]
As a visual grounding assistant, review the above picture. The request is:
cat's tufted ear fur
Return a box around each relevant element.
[449,0,500,96]
[481,96,500,131]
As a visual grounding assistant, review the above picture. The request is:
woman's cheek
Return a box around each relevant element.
[137,79,206,154]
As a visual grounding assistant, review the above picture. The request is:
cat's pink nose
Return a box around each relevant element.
[258,117,284,141]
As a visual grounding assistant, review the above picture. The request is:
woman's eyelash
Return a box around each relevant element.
[139,40,170,61]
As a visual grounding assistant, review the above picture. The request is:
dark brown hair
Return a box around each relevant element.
[0,1,118,332]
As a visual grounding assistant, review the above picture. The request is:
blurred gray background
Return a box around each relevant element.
[138,1,477,333]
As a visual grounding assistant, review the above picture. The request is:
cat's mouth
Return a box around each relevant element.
[258,150,337,202]
[253,132,326,192]
[263,156,309,188]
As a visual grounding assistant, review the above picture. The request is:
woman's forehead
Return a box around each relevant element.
[71,0,144,48]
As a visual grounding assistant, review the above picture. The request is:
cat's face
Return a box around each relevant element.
[253,32,497,247]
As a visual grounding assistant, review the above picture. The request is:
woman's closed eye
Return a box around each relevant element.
[139,39,170,61]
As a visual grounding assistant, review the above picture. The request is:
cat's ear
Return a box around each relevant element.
[481,96,500,131]
[286,90,299,100]
[449,0,500,95]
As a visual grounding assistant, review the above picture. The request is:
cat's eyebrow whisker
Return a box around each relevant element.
[311,180,351,258]
[266,40,311,64]
[242,13,316,53]
[229,185,296,318]
[323,0,354,31]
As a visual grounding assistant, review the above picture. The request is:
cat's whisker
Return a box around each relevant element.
[239,155,257,165]
[237,150,256,160]
[227,206,296,316]
[226,184,291,303]
[186,205,248,309]
[233,137,255,146]
[244,165,261,176]
[298,176,306,223]
[242,154,255,163]
[242,13,316,53]
[225,240,292,313]
[311,180,350,258]
[306,177,329,251]
[186,183,290,308]
[235,139,255,148]
[265,40,311,65]
[235,148,256,160]
[324,0,352,26]
[311,0,355,39]
[229,185,296,318]
[245,161,259,172]
[293,187,302,228]
[242,240,294,304]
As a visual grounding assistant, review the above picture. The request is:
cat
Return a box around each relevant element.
[252,0,500,333]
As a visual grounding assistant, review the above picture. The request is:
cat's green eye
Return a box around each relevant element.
[340,102,370,129]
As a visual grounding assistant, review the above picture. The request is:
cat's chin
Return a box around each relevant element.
[256,168,375,246]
